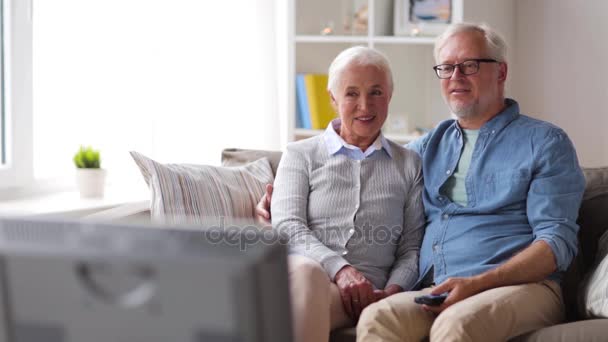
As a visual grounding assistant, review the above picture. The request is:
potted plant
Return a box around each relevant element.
[73,146,106,198]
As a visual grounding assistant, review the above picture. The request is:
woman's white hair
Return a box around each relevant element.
[434,23,508,63]
[327,46,393,95]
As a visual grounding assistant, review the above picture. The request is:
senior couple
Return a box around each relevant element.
[258,22,585,342]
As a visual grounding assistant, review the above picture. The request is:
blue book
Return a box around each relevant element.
[296,74,312,129]
[295,89,303,129]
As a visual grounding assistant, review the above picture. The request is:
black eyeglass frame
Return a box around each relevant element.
[432,59,499,79]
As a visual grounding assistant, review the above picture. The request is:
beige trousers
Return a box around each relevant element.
[289,255,354,342]
[357,280,564,342]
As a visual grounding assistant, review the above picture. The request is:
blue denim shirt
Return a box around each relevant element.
[408,99,585,285]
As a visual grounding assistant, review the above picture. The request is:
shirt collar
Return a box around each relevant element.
[323,119,393,158]
[480,98,520,133]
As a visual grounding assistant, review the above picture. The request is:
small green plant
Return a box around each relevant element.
[73,146,101,169]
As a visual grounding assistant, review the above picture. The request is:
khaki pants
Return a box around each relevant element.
[357,280,564,342]
[289,255,354,342]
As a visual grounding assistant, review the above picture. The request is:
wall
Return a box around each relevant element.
[512,0,608,167]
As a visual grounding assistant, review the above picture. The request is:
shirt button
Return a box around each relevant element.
[443,214,449,220]
[491,130,496,134]
[349,228,355,234]
[342,251,348,256]
[446,170,451,175]
[433,244,438,251]
[437,196,444,201]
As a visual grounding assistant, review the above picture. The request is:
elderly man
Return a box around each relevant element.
[355,23,585,341]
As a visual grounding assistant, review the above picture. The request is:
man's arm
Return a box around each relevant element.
[427,129,585,313]
[254,184,273,226]
[426,240,555,313]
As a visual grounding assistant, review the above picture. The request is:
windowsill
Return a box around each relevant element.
[0,185,150,218]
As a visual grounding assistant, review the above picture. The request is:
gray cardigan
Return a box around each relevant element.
[271,134,425,290]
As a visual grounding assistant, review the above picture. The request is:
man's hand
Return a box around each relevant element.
[254,184,273,226]
[422,276,484,314]
[334,266,376,320]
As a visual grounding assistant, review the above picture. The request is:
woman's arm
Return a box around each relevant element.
[385,158,425,291]
[271,146,350,280]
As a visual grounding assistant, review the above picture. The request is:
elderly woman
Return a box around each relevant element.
[269,46,425,342]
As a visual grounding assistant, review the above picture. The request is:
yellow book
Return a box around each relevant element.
[304,74,337,129]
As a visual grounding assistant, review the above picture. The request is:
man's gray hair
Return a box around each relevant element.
[327,46,393,95]
[434,23,508,63]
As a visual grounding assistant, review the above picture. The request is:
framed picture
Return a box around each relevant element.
[394,0,453,37]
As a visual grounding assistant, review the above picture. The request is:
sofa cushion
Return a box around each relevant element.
[582,167,608,201]
[579,168,608,268]
[561,168,608,321]
[581,229,608,318]
[130,151,274,224]
[221,148,283,176]
[515,319,608,342]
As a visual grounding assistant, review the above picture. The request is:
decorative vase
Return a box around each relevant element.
[76,168,107,198]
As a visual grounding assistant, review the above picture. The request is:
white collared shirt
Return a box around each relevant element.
[322,119,393,160]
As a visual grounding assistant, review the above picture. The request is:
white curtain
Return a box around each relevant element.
[34,0,280,188]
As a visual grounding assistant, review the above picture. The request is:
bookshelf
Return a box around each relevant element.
[277,0,516,148]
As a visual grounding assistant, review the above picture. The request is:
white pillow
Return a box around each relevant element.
[130,152,274,224]
[581,229,608,318]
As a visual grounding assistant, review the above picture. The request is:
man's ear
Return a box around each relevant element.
[498,62,508,83]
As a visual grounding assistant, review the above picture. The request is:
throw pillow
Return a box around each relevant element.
[581,229,608,318]
[130,151,274,224]
[221,148,283,176]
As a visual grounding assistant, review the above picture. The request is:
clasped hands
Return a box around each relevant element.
[335,265,402,320]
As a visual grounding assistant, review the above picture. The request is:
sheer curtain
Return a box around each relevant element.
[33,0,280,189]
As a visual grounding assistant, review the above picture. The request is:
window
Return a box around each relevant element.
[0,0,4,165]
[1,0,280,193]
[0,0,33,190]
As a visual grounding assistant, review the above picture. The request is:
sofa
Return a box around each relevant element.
[91,148,608,341]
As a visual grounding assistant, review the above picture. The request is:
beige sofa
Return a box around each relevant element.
[93,148,608,341]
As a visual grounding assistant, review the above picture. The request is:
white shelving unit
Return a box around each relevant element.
[278,0,515,148]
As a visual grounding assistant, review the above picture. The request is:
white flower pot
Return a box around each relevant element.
[76,168,107,198]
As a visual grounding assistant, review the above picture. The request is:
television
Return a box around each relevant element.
[0,217,292,342]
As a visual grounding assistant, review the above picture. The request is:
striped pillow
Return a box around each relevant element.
[130,151,274,224]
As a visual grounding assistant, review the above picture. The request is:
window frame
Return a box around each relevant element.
[0,0,33,190]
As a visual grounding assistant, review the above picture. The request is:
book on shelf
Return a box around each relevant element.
[295,74,312,129]
[303,74,336,130]
[295,73,337,130]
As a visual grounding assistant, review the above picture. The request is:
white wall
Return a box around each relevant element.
[512,0,608,167]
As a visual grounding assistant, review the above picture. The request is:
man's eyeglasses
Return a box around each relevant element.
[433,59,499,79]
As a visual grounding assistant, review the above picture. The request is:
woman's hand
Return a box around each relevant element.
[373,284,403,301]
[334,265,375,320]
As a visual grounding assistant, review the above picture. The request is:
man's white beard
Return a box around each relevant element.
[450,102,478,120]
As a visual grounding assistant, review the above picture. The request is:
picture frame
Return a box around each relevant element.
[394,0,453,37]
